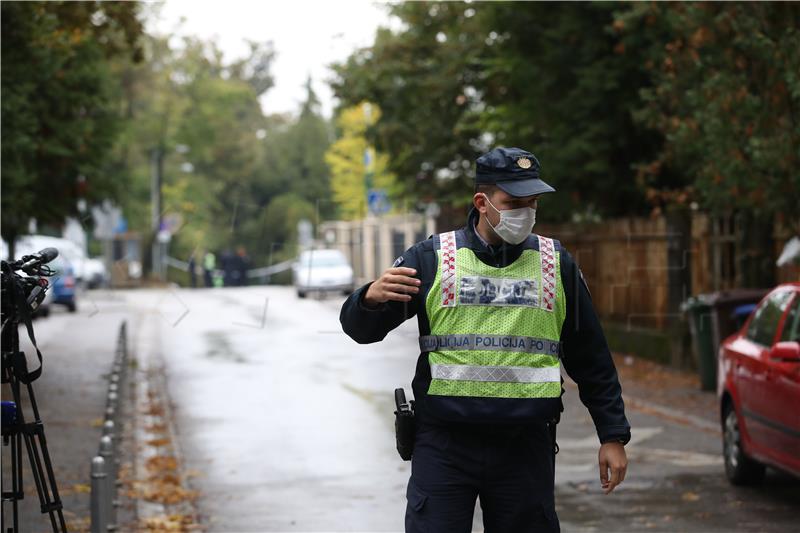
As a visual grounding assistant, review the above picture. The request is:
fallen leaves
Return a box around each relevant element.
[146,455,178,473]
[140,475,199,505]
[129,367,201,531]
[144,402,165,417]
[140,514,201,531]
[682,491,701,502]
[72,483,91,494]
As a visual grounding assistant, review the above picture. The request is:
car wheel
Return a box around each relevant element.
[297,290,307,299]
[723,403,765,485]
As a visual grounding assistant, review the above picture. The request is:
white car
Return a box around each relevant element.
[83,257,108,288]
[14,235,87,285]
[292,249,354,298]
[1,242,76,317]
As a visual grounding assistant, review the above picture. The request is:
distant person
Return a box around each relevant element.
[340,147,630,532]
[221,249,235,286]
[188,253,197,288]
[203,251,215,288]
[235,246,250,286]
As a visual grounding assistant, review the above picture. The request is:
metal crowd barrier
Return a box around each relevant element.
[90,322,128,533]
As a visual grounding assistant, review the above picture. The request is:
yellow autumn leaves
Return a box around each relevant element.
[325,102,399,220]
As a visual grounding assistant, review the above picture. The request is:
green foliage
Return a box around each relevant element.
[260,192,316,256]
[474,2,659,220]
[268,80,334,215]
[325,103,399,219]
[108,33,332,272]
[330,2,655,219]
[621,3,800,228]
[330,2,484,208]
[332,1,799,227]
[1,1,143,250]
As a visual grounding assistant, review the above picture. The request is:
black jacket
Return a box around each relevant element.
[340,209,631,444]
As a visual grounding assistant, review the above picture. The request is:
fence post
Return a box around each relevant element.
[99,436,116,530]
[91,456,109,533]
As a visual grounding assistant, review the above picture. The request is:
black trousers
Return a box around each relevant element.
[405,423,559,533]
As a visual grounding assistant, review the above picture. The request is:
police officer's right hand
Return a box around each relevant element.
[363,267,420,307]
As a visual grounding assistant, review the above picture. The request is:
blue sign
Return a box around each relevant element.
[114,216,128,234]
[367,189,391,215]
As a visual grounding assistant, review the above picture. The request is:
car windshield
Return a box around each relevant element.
[301,251,348,267]
[780,295,800,342]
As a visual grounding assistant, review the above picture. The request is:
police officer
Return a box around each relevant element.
[340,147,630,532]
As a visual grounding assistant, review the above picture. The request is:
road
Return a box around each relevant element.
[7,286,799,531]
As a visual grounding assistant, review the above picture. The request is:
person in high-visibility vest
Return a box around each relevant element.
[203,250,215,288]
[341,147,630,533]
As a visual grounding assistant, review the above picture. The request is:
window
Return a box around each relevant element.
[780,295,800,343]
[747,290,794,346]
[300,250,348,268]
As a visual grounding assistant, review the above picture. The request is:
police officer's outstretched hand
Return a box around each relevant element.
[598,442,628,494]
[364,267,420,307]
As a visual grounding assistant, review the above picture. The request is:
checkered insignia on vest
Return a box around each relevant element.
[439,231,457,307]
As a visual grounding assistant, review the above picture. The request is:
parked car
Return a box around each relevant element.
[292,249,354,298]
[13,235,87,286]
[1,240,78,316]
[83,257,108,288]
[718,282,800,484]
[47,255,77,312]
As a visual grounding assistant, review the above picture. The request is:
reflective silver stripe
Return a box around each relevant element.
[431,364,561,383]
[419,334,560,357]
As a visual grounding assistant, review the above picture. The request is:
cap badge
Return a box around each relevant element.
[517,157,532,169]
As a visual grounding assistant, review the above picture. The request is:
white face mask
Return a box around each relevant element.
[483,194,537,245]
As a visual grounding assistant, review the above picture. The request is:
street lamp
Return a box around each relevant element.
[151,145,192,281]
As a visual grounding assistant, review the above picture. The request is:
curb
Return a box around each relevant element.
[624,395,720,435]
[563,378,720,435]
[131,311,201,529]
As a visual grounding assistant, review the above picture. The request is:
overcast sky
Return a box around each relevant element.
[148,0,397,118]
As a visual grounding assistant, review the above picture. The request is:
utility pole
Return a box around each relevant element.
[150,147,164,281]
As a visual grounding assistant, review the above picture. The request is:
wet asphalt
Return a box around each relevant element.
[5,286,798,532]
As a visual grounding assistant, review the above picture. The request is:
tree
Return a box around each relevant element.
[325,102,399,219]
[330,2,485,209]
[106,31,278,271]
[330,2,659,220]
[260,79,334,216]
[1,1,143,256]
[620,2,800,231]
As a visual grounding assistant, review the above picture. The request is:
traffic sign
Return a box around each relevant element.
[367,189,391,215]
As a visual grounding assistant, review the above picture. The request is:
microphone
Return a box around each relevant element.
[20,247,59,273]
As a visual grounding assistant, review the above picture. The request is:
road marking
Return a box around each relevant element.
[625,396,720,434]
[558,427,663,450]
[557,426,722,469]
[626,448,723,467]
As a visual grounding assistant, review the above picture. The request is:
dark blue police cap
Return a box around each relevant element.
[475,147,555,197]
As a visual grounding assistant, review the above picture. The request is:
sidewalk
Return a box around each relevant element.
[613,353,720,433]
[1,295,135,532]
[1,290,203,532]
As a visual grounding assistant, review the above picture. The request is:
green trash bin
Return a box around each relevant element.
[682,295,716,391]
[682,289,769,392]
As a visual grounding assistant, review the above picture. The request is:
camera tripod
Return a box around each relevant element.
[2,257,67,532]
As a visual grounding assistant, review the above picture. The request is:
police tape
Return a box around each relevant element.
[165,256,295,278]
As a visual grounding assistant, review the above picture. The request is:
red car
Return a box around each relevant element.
[718,282,800,484]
